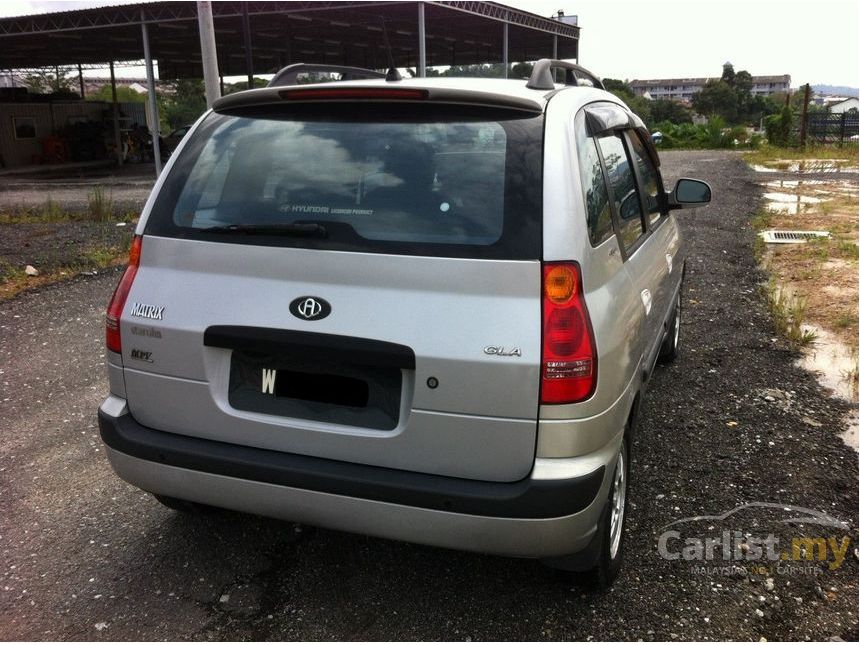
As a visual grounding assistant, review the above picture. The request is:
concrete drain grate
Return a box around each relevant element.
[759,230,831,244]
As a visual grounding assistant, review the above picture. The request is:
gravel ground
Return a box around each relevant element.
[0,164,150,282]
[0,150,857,641]
[0,222,132,283]
[0,164,155,213]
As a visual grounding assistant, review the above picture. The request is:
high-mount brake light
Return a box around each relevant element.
[280,87,429,101]
[540,262,597,404]
[105,235,142,354]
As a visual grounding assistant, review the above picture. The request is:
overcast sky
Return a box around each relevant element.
[1,0,857,87]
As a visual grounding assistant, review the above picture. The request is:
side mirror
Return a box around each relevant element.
[667,178,711,210]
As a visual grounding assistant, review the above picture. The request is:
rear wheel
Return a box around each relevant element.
[585,437,628,590]
[543,437,629,590]
[658,290,681,363]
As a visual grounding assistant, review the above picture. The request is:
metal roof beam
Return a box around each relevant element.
[427,2,578,38]
[0,4,192,37]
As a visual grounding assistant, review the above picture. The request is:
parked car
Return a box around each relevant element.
[98,60,710,588]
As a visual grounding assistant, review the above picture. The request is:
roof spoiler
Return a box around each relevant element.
[526,59,604,91]
[213,85,543,115]
[269,63,386,87]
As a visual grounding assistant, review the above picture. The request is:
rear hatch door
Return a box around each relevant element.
[121,96,545,483]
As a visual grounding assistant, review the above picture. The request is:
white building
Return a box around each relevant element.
[829,97,859,113]
[630,74,791,103]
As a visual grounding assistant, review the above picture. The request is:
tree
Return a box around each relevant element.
[734,70,753,95]
[649,99,692,124]
[443,63,506,78]
[720,62,735,86]
[625,95,653,127]
[765,103,794,145]
[24,67,75,95]
[509,62,534,79]
[158,79,207,131]
[223,77,268,94]
[86,84,146,103]
[699,64,780,125]
[421,62,532,80]
[692,79,738,123]
[602,78,634,98]
[746,94,780,124]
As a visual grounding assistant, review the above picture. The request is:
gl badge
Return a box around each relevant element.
[289,296,331,321]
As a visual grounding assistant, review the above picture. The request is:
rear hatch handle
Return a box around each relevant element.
[204,326,416,371]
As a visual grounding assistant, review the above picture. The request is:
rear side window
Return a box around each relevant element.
[596,134,644,253]
[145,104,544,260]
[574,115,613,245]
[627,133,663,226]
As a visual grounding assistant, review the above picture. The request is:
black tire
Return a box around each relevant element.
[657,290,681,364]
[543,437,630,591]
[583,437,629,590]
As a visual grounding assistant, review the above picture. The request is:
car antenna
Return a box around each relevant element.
[379,17,402,81]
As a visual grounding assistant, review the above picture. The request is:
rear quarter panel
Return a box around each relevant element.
[539,93,645,435]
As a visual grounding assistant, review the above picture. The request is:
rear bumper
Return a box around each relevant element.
[98,398,615,558]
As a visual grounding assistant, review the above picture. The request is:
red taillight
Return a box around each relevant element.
[541,262,597,404]
[105,235,142,354]
[280,87,429,101]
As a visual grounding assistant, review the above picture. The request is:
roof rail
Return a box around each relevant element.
[268,63,386,87]
[526,59,604,91]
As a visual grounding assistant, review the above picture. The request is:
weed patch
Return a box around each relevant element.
[764,281,817,347]
[87,185,114,222]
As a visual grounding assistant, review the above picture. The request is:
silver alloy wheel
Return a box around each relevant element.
[608,444,627,560]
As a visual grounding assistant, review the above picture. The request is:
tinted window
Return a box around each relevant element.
[596,134,644,252]
[575,116,613,245]
[145,104,544,260]
[628,133,663,226]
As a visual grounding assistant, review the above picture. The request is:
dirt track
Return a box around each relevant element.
[0,150,857,640]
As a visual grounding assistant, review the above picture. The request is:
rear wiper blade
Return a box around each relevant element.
[199,222,328,237]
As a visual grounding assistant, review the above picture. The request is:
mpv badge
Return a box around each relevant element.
[290,296,331,321]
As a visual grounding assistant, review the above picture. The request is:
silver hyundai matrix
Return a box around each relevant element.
[98,60,710,587]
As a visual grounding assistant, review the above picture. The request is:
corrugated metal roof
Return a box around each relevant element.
[0,1,579,77]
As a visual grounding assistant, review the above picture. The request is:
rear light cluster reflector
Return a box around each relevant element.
[105,235,142,354]
[540,262,597,404]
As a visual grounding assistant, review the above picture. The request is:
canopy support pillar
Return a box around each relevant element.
[141,11,162,176]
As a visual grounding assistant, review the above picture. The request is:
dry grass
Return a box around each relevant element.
[753,184,858,351]
[0,236,131,301]
[744,144,859,167]
[0,258,122,300]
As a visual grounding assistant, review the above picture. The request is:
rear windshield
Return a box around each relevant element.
[145,103,543,259]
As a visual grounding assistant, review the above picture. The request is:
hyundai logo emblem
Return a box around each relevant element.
[289,296,331,321]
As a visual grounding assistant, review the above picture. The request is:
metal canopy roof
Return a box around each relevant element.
[0,1,579,78]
